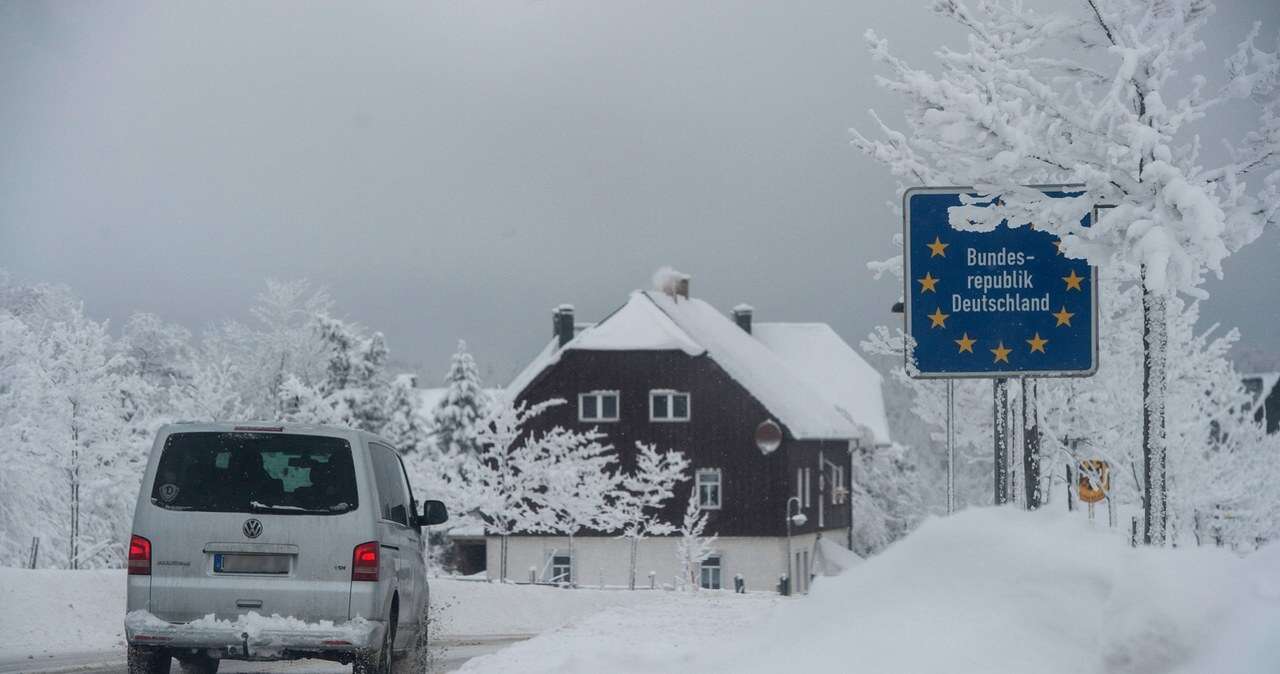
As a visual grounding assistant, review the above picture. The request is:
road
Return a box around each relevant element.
[0,637,526,674]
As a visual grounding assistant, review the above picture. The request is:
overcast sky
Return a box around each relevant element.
[2,1,1278,384]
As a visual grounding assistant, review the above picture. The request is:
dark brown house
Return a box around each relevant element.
[490,278,889,592]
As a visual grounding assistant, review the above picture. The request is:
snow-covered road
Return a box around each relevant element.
[0,637,527,674]
[0,570,661,673]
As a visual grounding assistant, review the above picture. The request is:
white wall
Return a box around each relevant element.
[482,530,846,593]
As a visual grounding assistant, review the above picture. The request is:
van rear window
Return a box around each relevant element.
[151,432,358,515]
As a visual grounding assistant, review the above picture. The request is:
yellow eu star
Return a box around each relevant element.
[954,333,976,353]
[928,308,950,329]
[917,272,939,293]
[1027,333,1048,353]
[926,237,949,258]
[1052,306,1074,327]
[991,341,1012,363]
[1062,269,1084,291]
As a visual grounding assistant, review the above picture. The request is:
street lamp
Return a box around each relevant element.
[785,495,807,595]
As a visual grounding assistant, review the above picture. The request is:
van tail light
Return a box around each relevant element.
[352,541,379,582]
[128,535,151,576]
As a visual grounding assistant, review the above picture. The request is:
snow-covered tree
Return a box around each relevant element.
[0,312,59,568]
[536,426,621,585]
[615,443,689,590]
[279,314,391,432]
[175,356,246,422]
[431,340,489,460]
[207,278,333,418]
[674,487,718,591]
[383,374,432,454]
[119,312,194,388]
[309,314,390,432]
[854,0,1280,544]
[454,398,567,582]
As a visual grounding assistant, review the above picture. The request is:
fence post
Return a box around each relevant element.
[648,571,656,590]
[28,537,40,569]
[1066,464,1075,512]
[1130,517,1139,547]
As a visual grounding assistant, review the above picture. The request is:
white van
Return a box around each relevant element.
[123,423,447,674]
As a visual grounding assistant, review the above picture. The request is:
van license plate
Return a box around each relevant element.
[214,553,290,574]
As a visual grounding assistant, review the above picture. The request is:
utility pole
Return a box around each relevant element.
[1022,378,1041,509]
[993,378,1009,505]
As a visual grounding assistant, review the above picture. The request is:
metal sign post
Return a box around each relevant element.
[946,379,956,514]
[1022,378,1041,509]
[993,378,1009,505]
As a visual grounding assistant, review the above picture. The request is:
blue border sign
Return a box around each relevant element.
[903,186,1098,378]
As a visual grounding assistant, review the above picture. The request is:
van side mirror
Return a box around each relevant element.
[418,500,449,527]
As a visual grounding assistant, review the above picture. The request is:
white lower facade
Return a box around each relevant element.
[482,530,847,594]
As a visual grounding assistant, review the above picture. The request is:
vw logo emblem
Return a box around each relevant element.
[242,518,263,539]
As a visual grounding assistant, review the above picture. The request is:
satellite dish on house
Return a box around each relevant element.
[755,419,782,455]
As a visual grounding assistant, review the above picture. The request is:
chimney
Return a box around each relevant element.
[553,304,575,347]
[652,267,691,300]
[732,304,754,334]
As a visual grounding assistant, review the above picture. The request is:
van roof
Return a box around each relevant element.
[160,421,390,446]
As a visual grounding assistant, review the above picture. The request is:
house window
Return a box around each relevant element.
[696,469,722,509]
[579,391,619,422]
[550,554,572,584]
[649,390,691,422]
[796,467,812,508]
[700,555,722,590]
[831,466,846,505]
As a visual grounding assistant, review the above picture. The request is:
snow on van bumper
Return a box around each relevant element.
[125,610,382,656]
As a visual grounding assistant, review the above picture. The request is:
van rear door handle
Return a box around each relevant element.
[236,599,263,608]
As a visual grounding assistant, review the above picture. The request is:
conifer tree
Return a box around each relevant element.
[431,340,489,460]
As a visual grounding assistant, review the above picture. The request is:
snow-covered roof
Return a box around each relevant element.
[507,290,889,442]
[1243,372,1280,405]
[506,338,561,403]
[569,292,703,354]
[641,291,862,440]
[753,323,890,445]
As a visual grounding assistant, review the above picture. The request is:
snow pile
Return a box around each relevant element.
[706,508,1280,674]
[458,591,779,673]
[430,580,663,637]
[0,567,126,660]
[463,508,1280,674]
[125,609,373,638]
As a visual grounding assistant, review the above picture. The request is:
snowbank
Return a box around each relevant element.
[428,580,662,637]
[458,591,779,673]
[0,567,127,660]
[463,508,1280,674]
[714,508,1280,674]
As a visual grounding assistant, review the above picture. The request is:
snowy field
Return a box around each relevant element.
[463,508,1280,674]
[0,572,662,664]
